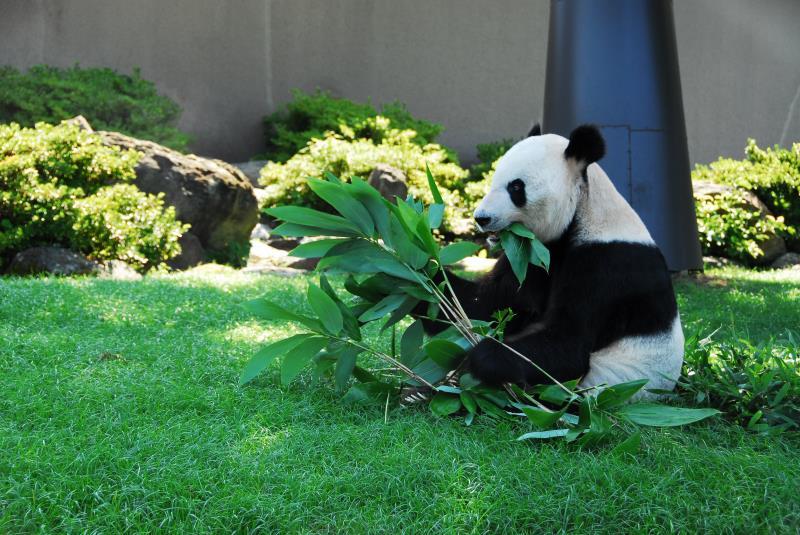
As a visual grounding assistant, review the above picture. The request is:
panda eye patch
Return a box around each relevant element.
[507,179,526,207]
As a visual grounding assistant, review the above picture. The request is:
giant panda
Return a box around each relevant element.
[429,124,684,397]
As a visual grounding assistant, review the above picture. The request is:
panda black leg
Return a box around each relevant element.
[467,332,590,387]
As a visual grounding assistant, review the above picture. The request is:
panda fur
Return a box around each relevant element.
[427,125,684,398]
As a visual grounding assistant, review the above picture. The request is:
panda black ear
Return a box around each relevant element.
[564,124,605,167]
[526,123,541,137]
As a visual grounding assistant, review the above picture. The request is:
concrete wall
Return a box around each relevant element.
[2,0,799,166]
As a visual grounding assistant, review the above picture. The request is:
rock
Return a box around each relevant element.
[233,160,268,188]
[250,223,272,241]
[368,164,408,201]
[64,115,93,132]
[99,129,259,256]
[703,256,735,269]
[99,260,142,281]
[287,257,319,270]
[6,246,99,276]
[168,232,206,271]
[771,252,800,269]
[693,180,786,265]
[267,237,301,251]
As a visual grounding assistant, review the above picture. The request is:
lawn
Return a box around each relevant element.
[1,265,799,533]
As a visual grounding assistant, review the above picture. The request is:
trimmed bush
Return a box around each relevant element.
[693,140,800,254]
[263,90,447,163]
[0,121,188,271]
[693,186,790,263]
[259,116,473,234]
[0,65,190,151]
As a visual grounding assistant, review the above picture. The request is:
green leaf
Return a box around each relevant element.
[280,336,328,385]
[530,238,551,272]
[334,345,361,393]
[611,431,641,457]
[520,406,567,429]
[289,238,348,259]
[517,429,570,441]
[460,391,478,414]
[266,206,362,235]
[381,296,419,333]
[408,358,449,386]
[243,297,323,332]
[348,177,392,241]
[426,165,444,204]
[400,320,425,368]
[537,384,576,405]
[617,403,720,427]
[430,392,462,416]
[319,239,418,282]
[342,381,395,404]
[423,339,464,369]
[439,241,481,265]
[500,230,531,286]
[427,204,444,229]
[270,222,357,238]
[415,218,439,256]
[307,283,343,334]
[239,333,314,385]
[597,379,649,409]
[358,293,408,322]
[508,222,535,239]
[388,215,429,269]
[308,177,375,236]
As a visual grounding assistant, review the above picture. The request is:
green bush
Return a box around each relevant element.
[468,139,514,182]
[259,116,473,234]
[263,90,447,163]
[0,121,188,271]
[0,65,190,151]
[678,332,800,435]
[693,140,800,252]
[693,187,790,264]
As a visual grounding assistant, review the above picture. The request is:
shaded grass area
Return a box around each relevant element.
[1,265,799,532]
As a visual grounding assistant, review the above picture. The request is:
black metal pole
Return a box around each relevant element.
[543,0,702,271]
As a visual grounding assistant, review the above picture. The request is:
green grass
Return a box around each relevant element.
[1,265,799,533]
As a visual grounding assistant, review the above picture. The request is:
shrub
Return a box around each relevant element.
[468,139,514,182]
[259,116,472,234]
[263,90,447,163]
[693,187,790,263]
[0,121,188,271]
[678,332,800,435]
[693,140,800,252]
[0,65,190,151]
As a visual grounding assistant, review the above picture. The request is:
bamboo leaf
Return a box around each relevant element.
[617,404,720,427]
[334,345,361,393]
[243,297,323,332]
[239,333,314,385]
[597,379,649,409]
[266,206,362,235]
[400,320,425,368]
[508,222,535,239]
[307,283,343,334]
[358,294,408,322]
[611,431,642,457]
[499,231,530,285]
[517,429,570,440]
[426,165,444,204]
[430,392,462,416]
[308,177,375,236]
[439,241,481,265]
[280,336,329,385]
[423,339,464,369]
[289,238,348,259]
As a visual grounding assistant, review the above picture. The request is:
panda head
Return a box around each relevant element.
[473,124,605,244]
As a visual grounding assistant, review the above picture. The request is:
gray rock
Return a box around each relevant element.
[250,223,272,241]
[368,164,408,202]
[771,252,800,269]
[99,260,142,281]
[233,160,268,188]
[99,129,259,256]
[287,257,319,271]
[167,232,206,271]
[7,246,99,276]
[267,237,301,251]
[693,180,786,265]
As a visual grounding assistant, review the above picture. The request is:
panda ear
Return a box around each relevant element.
[564,124,605,169]
[526,122,542,137]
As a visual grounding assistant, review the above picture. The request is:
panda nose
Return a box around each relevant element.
[475,215,493,228]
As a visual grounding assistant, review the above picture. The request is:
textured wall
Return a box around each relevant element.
[1,0,799,165]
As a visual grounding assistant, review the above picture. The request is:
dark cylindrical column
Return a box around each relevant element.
[543,0,702,271]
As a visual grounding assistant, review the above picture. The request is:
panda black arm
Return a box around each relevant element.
[417,254,550,335]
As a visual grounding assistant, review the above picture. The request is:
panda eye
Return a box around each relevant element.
[507,179,526,207]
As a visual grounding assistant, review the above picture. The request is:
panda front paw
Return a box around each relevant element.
[467,339,528,386]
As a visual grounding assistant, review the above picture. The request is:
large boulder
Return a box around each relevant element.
[99,130,259,257]
[368,164,408,201]
[693,180,786,265]
[6,246,99,276]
